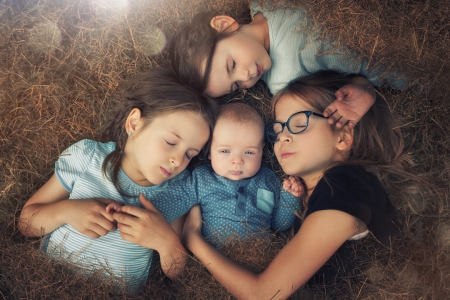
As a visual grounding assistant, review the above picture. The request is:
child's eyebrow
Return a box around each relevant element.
[171,131,201,152]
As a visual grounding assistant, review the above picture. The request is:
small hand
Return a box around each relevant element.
[323,83,376,129]
[113,194,176,251]
[282,176,304,198]
[105,201,124,214]
[65,198,119,239]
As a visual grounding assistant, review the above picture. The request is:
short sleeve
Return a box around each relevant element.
[305,166,373,225]
[305,165,399,246]
[55,139,99,193]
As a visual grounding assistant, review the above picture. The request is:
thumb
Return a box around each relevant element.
[139,194,158,212]
[335,85,350,101]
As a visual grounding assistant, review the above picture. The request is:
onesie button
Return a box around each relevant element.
[238,187,244,193]
[238,202,245,209]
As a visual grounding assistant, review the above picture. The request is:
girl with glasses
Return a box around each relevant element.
[18,68,217,292]
[181,70,427,298]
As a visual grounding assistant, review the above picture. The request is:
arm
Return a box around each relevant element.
[19,174,119,238]
[113,194,187,279]
[324,76,376,129]
[184,206,357,299]
[271,177,302,231]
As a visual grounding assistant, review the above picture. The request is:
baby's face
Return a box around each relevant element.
[209,118,264,180]
[203,30,271,98]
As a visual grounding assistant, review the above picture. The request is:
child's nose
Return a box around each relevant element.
[170,153,183,167]
[237,68,251,82]
[278,128,293,143]
[231,155,244,165]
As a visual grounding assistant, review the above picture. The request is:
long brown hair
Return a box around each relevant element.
[271,71,434,215]
[100,67,218,192]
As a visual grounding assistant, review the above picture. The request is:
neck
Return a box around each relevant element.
[302,172,323,197]
[245,12,270,52]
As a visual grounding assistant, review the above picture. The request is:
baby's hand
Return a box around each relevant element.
[323,83,376,129]
[283,176,304,198]
[105,201,124,214]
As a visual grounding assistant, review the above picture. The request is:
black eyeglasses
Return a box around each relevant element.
[265,110,328,143]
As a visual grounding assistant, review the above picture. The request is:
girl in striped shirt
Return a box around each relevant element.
[19,68,217,292]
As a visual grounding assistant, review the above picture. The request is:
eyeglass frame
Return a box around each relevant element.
[265,110,328,143]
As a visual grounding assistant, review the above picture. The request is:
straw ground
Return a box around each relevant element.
[1,0,449,298]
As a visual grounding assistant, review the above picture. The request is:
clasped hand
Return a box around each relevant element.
[112,194,177,252]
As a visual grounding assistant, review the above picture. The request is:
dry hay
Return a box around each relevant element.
[1,0,450,298]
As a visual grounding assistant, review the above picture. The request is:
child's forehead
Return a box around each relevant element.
[213,118,264,144]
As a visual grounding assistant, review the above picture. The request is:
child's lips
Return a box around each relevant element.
[256,64,262,76]
[160,167,172,177]
[281,152,295,159]
[229,170,243,175]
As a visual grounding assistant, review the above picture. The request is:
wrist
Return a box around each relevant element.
[185,228,203,252]
[55,199,71,225]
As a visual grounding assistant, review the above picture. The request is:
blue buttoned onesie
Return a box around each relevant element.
[189,165,300,246]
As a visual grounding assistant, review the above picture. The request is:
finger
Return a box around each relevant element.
[100,209,117,222]
[289,176,297,184]
[106,204,122,214]
[113,211,137,225]
[92,211,117,230]
[335,116,349,129]
[117,221,133,234]
[323,103,337,118]
[139,194,160,213]
[90,223,111,237]
[335,86,350,101]
[83,230,100,239]
[119,231,135,243]
[282,179,291,190]
[346,121,355,129]
[327,111,342,125]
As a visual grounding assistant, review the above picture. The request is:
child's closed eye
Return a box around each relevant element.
[220,149,230,153]
[165,139,176,146]
[244,151,254,155]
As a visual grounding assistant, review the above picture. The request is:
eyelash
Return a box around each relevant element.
[232,60,239,90]
[166,140,192,160]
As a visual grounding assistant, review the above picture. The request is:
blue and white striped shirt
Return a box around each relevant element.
[47,139,196,291]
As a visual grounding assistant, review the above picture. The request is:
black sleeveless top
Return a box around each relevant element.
[293,165,399,288]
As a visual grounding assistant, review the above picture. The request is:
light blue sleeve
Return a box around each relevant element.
[156,169,199,222]
[271,187,300,232]
[54,139,98,193]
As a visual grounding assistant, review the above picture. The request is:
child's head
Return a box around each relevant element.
[209,102,265,181]
[268,71,404,188]
[101,68,218,188]
[169,12,270,98]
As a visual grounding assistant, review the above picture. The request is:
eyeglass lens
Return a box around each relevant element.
[267,112,308,142]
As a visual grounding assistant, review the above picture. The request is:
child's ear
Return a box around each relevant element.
[210,15,239,33]
[125,108,142,134]
[336,126,354,152]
